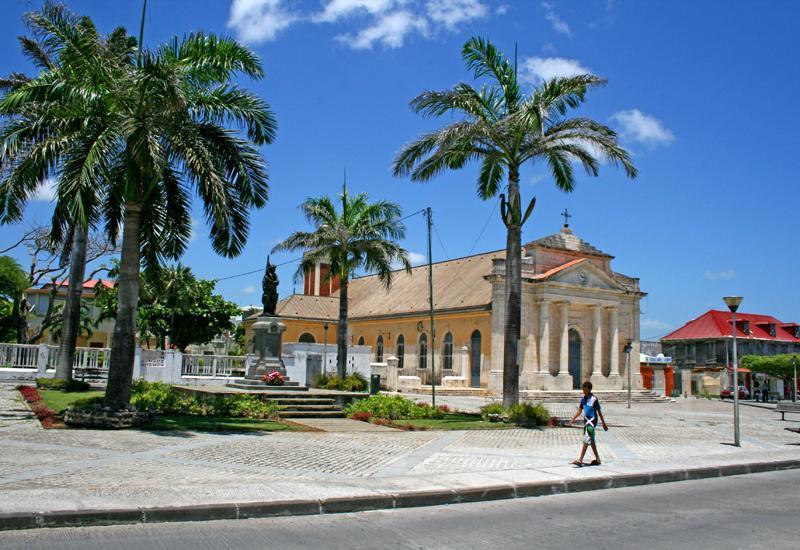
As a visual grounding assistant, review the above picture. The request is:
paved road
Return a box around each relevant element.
[2,469,797,549]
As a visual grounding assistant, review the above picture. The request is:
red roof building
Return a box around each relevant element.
[661,310,800,395]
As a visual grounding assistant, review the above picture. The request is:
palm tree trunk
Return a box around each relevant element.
[502,169,522,408]
[336,275,348,380]
[105,204,141,409]
[54,226,89,381]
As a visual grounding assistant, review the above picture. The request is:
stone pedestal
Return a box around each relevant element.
[247,316,287,380]
[590,374,623,391]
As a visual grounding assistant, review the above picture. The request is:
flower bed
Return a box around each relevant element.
[17,385,59,428]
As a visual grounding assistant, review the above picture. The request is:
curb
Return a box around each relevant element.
[2,459,799,531]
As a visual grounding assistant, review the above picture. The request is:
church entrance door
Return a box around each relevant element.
[470,330,481,388]
[568,329,582,390]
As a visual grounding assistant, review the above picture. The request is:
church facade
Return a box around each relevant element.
[243,225,646,393]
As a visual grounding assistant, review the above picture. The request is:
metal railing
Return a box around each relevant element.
[181,353,246,377]
[140,348,168,369]
[0,343,39,369]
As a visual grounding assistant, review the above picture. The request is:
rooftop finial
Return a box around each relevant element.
[561,208,571,228]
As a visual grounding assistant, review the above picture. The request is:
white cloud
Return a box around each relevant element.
[188,218,202,242]
[520,56,591,83]
[337,10,428,49]
[495,4,508,15]
[426,0,488,30]
[314,0,397,23]
[227,0,298,44]
[32,177,57,202]
[704,269,736,281]
[610,109,674,147]
[541,1,571,37]
[242,285,256,294]
[392,250,427,270]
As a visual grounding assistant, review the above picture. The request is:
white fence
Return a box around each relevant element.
[181,354,246,377]
[0,343,40,369]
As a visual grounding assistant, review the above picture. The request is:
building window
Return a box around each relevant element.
[357,336,365,346]
[443,332,453,370]
[298,333,315,344]
[418,333,428,369]
[396,334,405,369]
[376,335,384,363]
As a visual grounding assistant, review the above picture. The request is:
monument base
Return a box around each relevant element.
[589,374,623,391]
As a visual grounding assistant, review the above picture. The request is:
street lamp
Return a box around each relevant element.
[323,322,329,375]
[792,355,797,404]
[723,296,743,447]
[623,341,633,409]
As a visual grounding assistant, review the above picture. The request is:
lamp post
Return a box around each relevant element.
[623,341,633,409]
[323,322,329,375]
[723,296,743,447]
[792,355,797,403]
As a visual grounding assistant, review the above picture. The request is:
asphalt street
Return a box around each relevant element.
[1,468,797,549]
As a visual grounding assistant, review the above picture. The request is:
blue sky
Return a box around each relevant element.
[1,0,798,340]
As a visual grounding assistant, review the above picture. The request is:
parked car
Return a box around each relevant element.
[720,386,749,400]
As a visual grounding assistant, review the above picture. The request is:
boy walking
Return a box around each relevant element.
[568,381,608,466]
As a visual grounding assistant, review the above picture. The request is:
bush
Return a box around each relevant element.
[345,394,443,420]
[507,402,551,428]
[314,372,368,392]
[350,411,372,423]
[70,395,105,410]
[479,402,505,421]
[36,378,91,392]
[129,380,279,419]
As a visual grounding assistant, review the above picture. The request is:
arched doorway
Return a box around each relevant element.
[470,330,481,388]
[568,329,582,390]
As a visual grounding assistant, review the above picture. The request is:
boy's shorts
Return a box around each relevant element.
[583,424,596,445]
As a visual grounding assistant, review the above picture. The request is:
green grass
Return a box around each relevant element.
[387,412,514,431]
[147,415,303,432]
[38,389,104,414]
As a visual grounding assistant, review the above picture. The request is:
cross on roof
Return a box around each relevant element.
[561,208,571,228]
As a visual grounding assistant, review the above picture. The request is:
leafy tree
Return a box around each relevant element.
[741,354,799,380]
[273,183,411,379]
[0,8,275,409]
[95,265,240,352]
[0,256,28,342]
[393,37,637,407]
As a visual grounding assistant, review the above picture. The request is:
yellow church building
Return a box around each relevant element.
[243,224,646,394]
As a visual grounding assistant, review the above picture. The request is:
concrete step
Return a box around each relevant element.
[275,398,337,406]
[280,404,342,412]
[226,382,308,392]
[279,410,346,418]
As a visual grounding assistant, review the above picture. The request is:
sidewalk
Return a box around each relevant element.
[1,385,799,530]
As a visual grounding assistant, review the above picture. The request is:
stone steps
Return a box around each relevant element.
[279,409,346,419]
[226,381,307,391]
[521,390,668,404]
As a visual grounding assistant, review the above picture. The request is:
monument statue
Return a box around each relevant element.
[261,256,279,315]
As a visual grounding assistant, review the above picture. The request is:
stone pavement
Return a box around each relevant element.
[0,384,799,526]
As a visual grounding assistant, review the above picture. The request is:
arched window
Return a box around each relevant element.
[357,336,365,346]
[396,334,405,369]
[418,333,428,369]
[442,332,453,370]
[376,335,384,362]
[298,333,315,344]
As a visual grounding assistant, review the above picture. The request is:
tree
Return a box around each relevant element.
[95,265,240,352]
[0,256,28,342]
[0,11,275,409]
[741,355,798,380]
[0,3,124,380]
[273,183,411,379]
[392,37,637,407]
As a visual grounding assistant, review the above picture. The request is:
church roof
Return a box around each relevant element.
[526,228,612,258]
[275,294,339,320]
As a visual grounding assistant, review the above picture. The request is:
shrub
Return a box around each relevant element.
[17,385,57,427]
[315,372,368,392]
[437,404,451,413]
[130,381,279,419]
[346,394,443,420]
[217,394,280,419]
[17,385,41,403]
[70,395,105,410]
[314,372,339,390]
[507,402,551,428]
[36,378,91,392]
[350,411,372,423]
[479,402,505,421]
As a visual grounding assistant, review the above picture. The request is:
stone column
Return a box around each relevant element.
[609,307,620,376]
[558,301,569,376]
[591,305,602,377]
[538,301,549,374]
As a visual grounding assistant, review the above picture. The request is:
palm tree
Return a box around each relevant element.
[274,183,411,379]
[0,3,130,381]
[1,11,276,409]
[392,37,637,407]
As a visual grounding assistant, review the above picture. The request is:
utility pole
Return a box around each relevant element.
[426,207,436,408]
[793,355,797,403]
